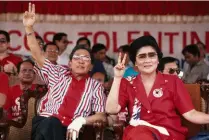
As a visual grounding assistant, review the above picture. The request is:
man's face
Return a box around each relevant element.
[163,62,179,75]
[55,36,68,53]
[44,45,59,63]
[95,49,106,61]
[184,52,199,66]
[69,49,92,75]
[18,62,35,83]
[78,40,90,49]
[0,34,9,53]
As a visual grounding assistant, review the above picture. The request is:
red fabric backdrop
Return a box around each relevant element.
[0,1,209,16]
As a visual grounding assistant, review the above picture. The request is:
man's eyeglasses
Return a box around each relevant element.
[72,54,91,62]
[46,50,59,53]
[137,52,158,61]
[168,68,180,74]
[20,69,35,74]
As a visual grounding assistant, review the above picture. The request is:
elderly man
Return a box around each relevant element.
[158,57,180,75]
[23,3,106,140]
[3,60,36,120]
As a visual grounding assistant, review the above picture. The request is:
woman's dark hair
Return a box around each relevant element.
[69,45,94,64]
[129,35,163,64]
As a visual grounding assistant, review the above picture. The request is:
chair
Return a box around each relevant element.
[2,85,106,140]
[198,80,209,130]
[182,84,201,138]
[0,108,9,140]
[112,83,203,140]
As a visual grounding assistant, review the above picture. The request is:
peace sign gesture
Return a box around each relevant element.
[23,3,36,27]
[114,53,127,78]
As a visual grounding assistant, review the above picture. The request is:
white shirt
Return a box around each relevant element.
[183,58,209,73]
[57,53,69,66]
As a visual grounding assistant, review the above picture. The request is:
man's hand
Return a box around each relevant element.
[23,3,36,27]
[23,3,45,68]
[3,61,17,74]
[0,93,6,107]
[66,117,86,140]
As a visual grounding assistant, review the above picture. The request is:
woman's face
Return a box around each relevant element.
[135,46,159,74]
[69,49,92,75]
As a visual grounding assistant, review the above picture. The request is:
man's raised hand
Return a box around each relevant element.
[23,3,36,27]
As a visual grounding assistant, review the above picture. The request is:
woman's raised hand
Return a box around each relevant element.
[23,3,36,27]
[114,53,127,78]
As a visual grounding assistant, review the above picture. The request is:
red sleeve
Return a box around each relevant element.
[4,85,21,113]
[3,88,13,110]
[173,77,194,114]
[0,72,9,95]
[119,78,130,111]
[0,72,9,106]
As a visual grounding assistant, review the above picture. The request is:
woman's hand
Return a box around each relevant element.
[114,53,127,78]
[23,3,36,27]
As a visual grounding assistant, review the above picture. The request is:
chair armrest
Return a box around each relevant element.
[0,127,9,140]
[0,108,9,140]
[79,121,107,140]
[93,121,107,140]
[112,121,126,140]
[0,108,3,120]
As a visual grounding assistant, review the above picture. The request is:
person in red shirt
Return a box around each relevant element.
[4,59,36,120]
[0,30,23,75]
[106,35,209,140]
[23,3,106,140]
